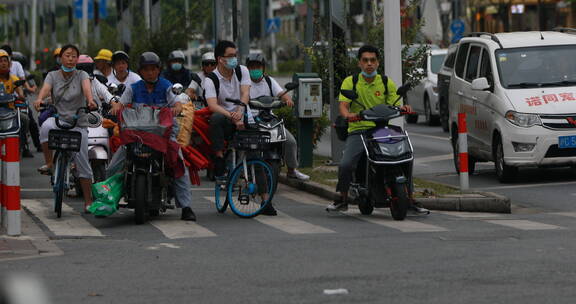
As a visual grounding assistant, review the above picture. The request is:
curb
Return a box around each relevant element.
[279,176,511,214]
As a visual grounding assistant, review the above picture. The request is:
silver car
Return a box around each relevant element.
[405,48,448,125]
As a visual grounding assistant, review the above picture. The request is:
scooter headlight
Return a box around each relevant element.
[377,140,409,157]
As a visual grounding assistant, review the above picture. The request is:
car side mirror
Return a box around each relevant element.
[172,83,184,95]
[340,89,358,100]
[471,77,491,91]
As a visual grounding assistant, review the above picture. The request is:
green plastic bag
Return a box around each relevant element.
[88,173,124,216]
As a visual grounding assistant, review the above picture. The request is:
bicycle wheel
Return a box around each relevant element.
[227,159,275,218]
[214,177,229,213]
[53,153,67,218]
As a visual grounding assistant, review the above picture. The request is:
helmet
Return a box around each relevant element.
[78,54,94,64]
[0,50,9,60]
[53,47,61,57]
[168,50,186,62]
[12,51,27,69]
[94,49,113,62]
[138,52,161,70]
[245,53,265,66]
[77,54,94,75]
[201,52,216,63]
[111,51,130,64]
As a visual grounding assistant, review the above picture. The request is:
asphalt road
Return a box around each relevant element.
[3,138,576,303]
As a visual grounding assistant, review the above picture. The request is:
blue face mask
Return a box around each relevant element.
[225,57,238,70]
[61,65,76,73]
[361,70,377,78]
[171,63,183,71]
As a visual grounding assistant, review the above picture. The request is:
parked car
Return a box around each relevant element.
[437,44,458,132]
[405,48,447,125]
[448,30,576,182]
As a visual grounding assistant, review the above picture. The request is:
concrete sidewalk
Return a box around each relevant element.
[0,210,62,262]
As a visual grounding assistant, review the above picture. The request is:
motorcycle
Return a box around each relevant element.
[14,75,36,154]
[249,82,299,192]
[339,86,414,221]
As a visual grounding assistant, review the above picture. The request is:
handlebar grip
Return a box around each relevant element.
[225,98,244,105]
[54,115,77,130]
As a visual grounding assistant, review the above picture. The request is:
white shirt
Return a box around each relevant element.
[202,65,251,111]
[249,76,284,99]
[188,71,206,97]
[10,61,25,79]
[91,77,114,107]
[107,71,141,87]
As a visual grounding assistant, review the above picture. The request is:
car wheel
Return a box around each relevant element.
[493,135,517,183]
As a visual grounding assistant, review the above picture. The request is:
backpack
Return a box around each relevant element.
[203,65,243,100]
[263,75,274,97]
[334,73,390,141]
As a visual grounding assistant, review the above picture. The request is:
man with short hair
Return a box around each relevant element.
[94,49,113,78]
[162,50,193,88]
[202,40,250,179]
[108,51,141,86]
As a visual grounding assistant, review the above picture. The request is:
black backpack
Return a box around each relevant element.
[334,73,390,141]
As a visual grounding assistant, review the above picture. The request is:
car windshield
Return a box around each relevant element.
[496,45,576,88]
[430,54,446,74]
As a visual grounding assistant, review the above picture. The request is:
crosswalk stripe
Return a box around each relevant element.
[549,212,576,218]
[203,196,333,234]
[434,211,503,218]
[21,199,104,237]
[281,192,447,233]
[484,220,563,230]
[149,213,217,239]
[254,211,335,234]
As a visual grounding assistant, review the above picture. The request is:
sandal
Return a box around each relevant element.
[37,165,53,175]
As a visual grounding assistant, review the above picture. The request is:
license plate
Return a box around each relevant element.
[558,135,576,148]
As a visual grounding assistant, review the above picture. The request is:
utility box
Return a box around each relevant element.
[293,73,322,118]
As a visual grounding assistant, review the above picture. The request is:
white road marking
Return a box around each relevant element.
[149,213,216,239]
[323,289,349,295]
[485,220,563,230]
[415,154,453,164]
[281,192,447,233]
[204,196,334,234]
[254,211,335,234]
[21,199,104,237]
[409,132,450,141]
[549,212,576,218]
[481,180,576,190]
[434,211,503,218]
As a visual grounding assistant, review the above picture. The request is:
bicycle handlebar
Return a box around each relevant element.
[47,106,94,130]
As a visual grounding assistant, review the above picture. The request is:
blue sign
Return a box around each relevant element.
[75,0,94,19]
[450,19,466,43]
[266,18,281,34]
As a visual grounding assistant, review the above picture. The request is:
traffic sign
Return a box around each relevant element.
[450,19,466,43]
[266,18,281,34]
[75,0,107,19]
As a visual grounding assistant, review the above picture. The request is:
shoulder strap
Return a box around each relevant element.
[190,72,202,86]
[235,65,242,82]
[352,73,359,93]
[264,75,274,97]
[205,72,220,99]
[381,75,388,96]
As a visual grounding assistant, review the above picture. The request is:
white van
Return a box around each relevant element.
[449,31,576,182]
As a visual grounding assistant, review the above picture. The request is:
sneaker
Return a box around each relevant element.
[287,169,310,181]
[408,204,430,215]
[326,198,348,212]
[22,149,34,158]
[181,207,197,221]
[260,202,277,216]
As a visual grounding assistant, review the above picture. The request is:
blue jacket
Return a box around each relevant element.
[131,77,173,105]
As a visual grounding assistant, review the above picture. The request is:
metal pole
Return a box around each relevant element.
[304,0,313,72]
[268,0,277,72]
[240,0,250,62]
[362,0,367,42]
[30,0,37,70]
[260,0,266,54]
[144,0,151,31]
[383,0,403,126]
[81,0,88,49]
[51,0,56,46]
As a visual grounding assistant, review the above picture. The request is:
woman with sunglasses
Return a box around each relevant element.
[186,51,217,101]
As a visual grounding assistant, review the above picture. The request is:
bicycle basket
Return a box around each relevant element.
[48,129,82,152]
[233,130,271,150]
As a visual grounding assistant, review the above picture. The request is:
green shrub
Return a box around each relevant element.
[277,59,304,75]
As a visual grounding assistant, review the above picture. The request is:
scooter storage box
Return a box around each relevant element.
[0,108,19,134]
[48,129,82,152]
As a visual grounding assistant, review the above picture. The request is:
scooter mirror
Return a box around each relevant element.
[25,74,36,81]
[284,82,299,91]
[14,80,26,87]
[117,84,126,95]
[94,74,108,85]
[340,89,358,100]
[396,85,410,97]
[172,83,184,95]
[107,83,118,94]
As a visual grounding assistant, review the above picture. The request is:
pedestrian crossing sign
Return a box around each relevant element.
[266,18,281,35]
